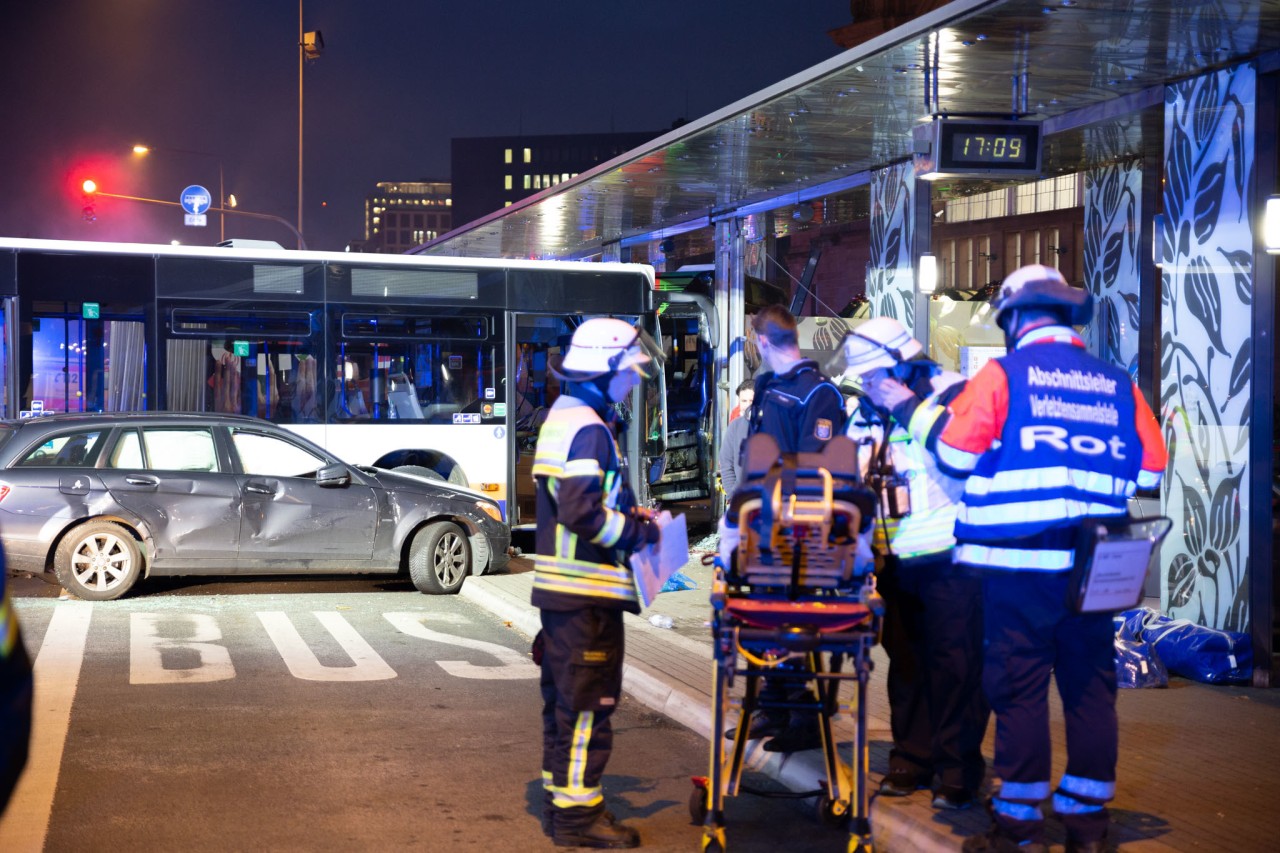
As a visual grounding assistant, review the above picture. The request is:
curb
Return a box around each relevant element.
[460,575,960,852]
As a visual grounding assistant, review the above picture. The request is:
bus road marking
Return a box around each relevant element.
[130,613,236,684]
[385,611,538,680]
[258,611,396,681]
[0,601,93,852]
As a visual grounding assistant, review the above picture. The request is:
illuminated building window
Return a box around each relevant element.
[446,198,452,206]
[523,175,531,190]
[523,148,532,163]
[552,174,561,186]
[561,173,569,183]
[504,148,513,164]
[533,175,542,189]
[504,175,513,190]
[505,201,513,207]
[543,174,550,187]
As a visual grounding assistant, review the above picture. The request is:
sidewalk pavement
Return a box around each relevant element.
[461,552,1280,852]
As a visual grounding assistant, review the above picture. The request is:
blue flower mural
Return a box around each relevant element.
[1083,158,1142,378]
[1159,63,1254,633]
[868,162,915,336]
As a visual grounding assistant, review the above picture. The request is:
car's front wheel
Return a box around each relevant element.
[409,521,470,595]
[54,521,143,601]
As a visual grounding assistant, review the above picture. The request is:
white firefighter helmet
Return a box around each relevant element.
[551,317,663,381]
[830,316,924,383]
[992,264,1094,331]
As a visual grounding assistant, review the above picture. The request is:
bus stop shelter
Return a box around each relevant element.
[415,0,1280,685]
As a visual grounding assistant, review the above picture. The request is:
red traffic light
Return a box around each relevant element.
[82,179,98,194]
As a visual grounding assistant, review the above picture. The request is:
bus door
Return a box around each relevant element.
[28,302,146,414]
[509,312,666,530]
[651,293,717,505]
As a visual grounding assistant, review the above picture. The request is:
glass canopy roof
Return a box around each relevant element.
[417,0,1280,260]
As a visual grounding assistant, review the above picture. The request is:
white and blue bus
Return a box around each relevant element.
[0,237,666,527]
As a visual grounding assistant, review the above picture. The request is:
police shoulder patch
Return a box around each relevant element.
[815,418,833,440]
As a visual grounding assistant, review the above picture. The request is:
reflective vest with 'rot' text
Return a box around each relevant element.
[936,328,1165,572]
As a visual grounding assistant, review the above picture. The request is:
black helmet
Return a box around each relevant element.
[992,264,1094,330]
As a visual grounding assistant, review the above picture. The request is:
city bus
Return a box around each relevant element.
[0,237,665,527]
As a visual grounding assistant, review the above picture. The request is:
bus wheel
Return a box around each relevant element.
[409,521,470,595]
[54,521,143,601]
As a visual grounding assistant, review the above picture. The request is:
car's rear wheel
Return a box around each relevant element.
[54,521,143,601]
[409,521,470,595]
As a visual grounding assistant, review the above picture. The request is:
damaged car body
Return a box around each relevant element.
[0,412,509,600]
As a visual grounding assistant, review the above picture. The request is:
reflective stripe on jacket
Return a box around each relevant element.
[531,396,646,612]
[934,327,1167,571]
[1,592,15,662]
[846,367,966,559]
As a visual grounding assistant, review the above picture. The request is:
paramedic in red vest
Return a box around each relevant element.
[531,318,663,849]
[842,317,988,811]
[881,266,1166,853]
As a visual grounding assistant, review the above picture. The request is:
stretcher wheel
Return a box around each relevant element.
[689,785,709,824]
[816,793,851,828]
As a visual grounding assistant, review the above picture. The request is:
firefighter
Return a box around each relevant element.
[877,266,1167,853]
[2,547,34,818]
[531,317,664,849]
[739,304,846,753]
[839,317,988,810]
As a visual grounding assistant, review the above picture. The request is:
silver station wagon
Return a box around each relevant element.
[0,412,509,600]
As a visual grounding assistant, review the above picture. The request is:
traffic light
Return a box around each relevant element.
[81,179,97,221]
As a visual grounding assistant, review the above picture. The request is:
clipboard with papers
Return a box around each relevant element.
[1069,516,1172,614]
[629,511,689,609]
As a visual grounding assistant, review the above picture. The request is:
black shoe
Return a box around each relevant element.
[724,713,786,741]
[878,771,929,797]
[961,829,1047,853]
[553,812,640,849]
[932,786,975,811]
[761,725,822,753]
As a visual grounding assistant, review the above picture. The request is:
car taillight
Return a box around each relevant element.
[0,485,9,503]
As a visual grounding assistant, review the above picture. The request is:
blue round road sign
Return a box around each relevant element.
[180,185,213,215]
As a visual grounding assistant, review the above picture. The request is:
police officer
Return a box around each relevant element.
[878,266,1166,852]
[531,317,663,849]
[2,547,34,817]
[740,304,846,753]
[839,317,988,810]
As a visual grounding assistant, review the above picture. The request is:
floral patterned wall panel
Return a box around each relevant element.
[1083,157,1142,378]
[1159,63,1255,632]
[868,161,916,336]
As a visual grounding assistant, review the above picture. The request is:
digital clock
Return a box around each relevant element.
[925,118,1043,178]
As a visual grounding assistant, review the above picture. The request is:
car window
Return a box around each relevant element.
[231,430,325,478]
[140,428,219,472]
[107,430,145,468]
[16,429,107,467]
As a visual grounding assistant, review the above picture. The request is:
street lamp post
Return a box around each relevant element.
[299,2,323,248]
[132,144,227,242]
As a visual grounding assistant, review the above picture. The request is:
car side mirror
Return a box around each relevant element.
[315,463,350,487]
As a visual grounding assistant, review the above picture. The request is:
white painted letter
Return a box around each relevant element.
[257,611,396,682]
[385,612,538,680]
[130,612,235,684]
[1021,424,1068,452]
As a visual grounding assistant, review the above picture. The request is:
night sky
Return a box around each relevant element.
[0,1,848,252]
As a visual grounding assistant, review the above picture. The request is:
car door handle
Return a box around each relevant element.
[245,480,276,495]
[124,475,160,487]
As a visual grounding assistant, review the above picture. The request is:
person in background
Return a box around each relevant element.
[530,318,664,849]
[840,317,988,811]
[2,546,33,818]
[875,266,1167,853]
[735,304,845,754]
[727,379,753,422]
[717,379,755,496]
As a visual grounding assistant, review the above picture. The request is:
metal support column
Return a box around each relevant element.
[911,165,933,351]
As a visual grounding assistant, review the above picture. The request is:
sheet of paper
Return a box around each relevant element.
[1078,537,1154,612]
[630,511,689,608]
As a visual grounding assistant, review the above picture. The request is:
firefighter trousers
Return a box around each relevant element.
[880,552,988,793]
[539,605,625,828]
[980,569,1117,845]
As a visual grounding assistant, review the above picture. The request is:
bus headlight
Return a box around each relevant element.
[476,501,503,523]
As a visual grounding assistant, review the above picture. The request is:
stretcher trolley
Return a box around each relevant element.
[691,433,882,852]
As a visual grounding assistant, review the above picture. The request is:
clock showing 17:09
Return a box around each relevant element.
[930,118,1043,176]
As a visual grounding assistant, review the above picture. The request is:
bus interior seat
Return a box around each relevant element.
[389,389,425,420]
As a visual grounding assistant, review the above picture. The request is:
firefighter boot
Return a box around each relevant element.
[553,807,640,849]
